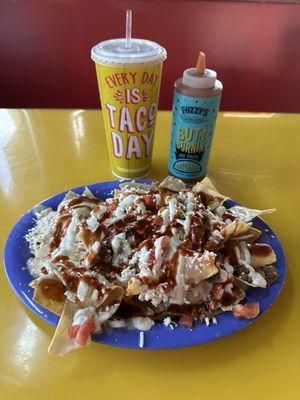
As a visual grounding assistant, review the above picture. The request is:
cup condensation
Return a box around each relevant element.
[91,39,167,179]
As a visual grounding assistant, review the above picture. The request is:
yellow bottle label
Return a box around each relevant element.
[95,62,163,179]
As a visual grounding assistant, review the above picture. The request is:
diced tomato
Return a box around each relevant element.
[75,315,97,346]
[141,195,156,209]
[179,314,194,328]
[67,325,80,339]
[232,303,259,319]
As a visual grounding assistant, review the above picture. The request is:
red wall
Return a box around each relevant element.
[0,0,300,112]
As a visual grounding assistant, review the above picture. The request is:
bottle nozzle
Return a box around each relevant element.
[196,51,206,75]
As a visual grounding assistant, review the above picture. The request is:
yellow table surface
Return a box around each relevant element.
[0,109,299,399]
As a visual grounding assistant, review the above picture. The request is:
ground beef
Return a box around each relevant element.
[258,265,279,285]
[233,264,251,282]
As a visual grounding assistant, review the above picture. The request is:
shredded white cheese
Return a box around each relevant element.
[77,280,89,302]
[139,331,144,348]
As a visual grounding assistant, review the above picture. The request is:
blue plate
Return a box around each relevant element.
[3,180,286,349]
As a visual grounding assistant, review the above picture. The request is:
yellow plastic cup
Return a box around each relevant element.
[91,39,167,179]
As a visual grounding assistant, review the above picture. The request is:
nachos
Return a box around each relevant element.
[25,177,278,354]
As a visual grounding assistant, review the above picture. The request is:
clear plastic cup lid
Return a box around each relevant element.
[91,38,167,65]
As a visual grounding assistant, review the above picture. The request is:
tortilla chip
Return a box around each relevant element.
[97,303,121,324]
[48,285,123,355]
[56,268,124,307]
[159,176,186,192]
[116,181,153,198]
[221,305,233,312]
[220,219,251,242]
[101,285,124,308]
[188,264,218,284]
[126,277,144,297]
[204,220,253,251]
[186,281,213,304]
[192,177,227,200]
[229,226,262,244]
[185,251,218,284]
[30,275,66,315]
[82,187,96,199]
[248,243,277,267]
[48,300,81,355]
[193,178,227,210]
[77,228,99,249]
[59,191,79,207]
[228,205,276,223]
[119,181,152,191]
[114,189,120,197]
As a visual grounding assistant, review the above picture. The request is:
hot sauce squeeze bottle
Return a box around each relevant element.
[168,52,223,182]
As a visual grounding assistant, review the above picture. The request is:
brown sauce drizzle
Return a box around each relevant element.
[59,196,102,215]
[159,190,173,207]
[190,215,205,243]
[97,210,110,224]
[220,292,235,307]
[178,245,194,257]
[137,239,153,251]
[80,228,100,248]
[66,196,102,209]
[51,255,77,270]
[222,212,236,222]
[200,192,217,208]
[50,216,71,251]
[248,243,272,257]
[82,275,105,293]
[113,214,137,232]
[59,269,82,292]
[166,250,180,283]
[39,278,66,302]
[141,271,176,291]
[51,255,69,263]
[222,245,238,265]
[57,259,110,297]
[133,217,154,235]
